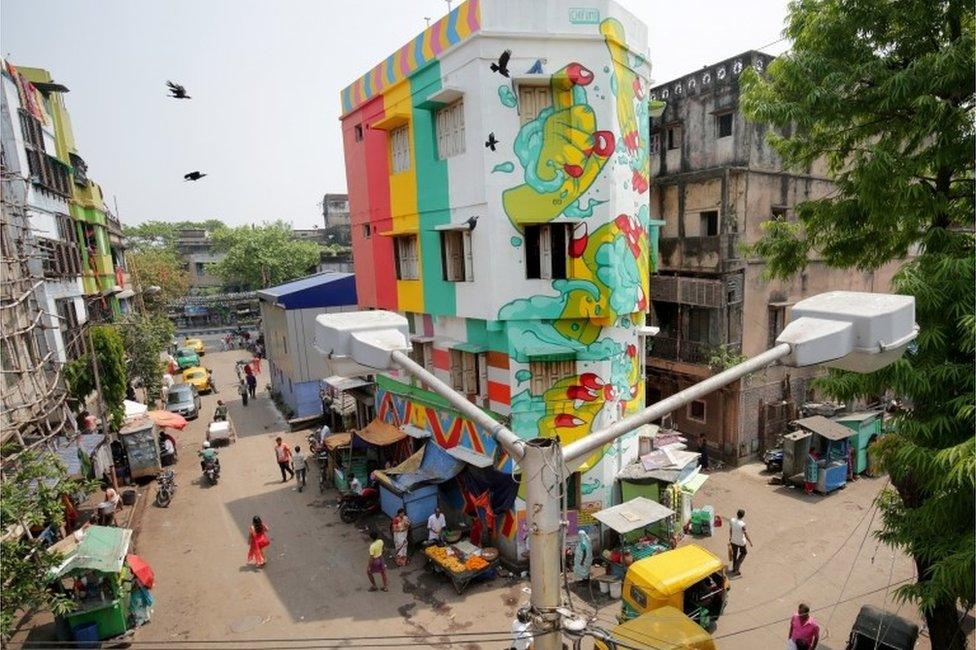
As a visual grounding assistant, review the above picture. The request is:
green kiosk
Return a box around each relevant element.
[834,410,885,475]
[49,526,134,642]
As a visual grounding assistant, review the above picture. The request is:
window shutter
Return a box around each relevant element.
[540,225,553,280]
[477,353,488,401]
[450,349,463,390]
[462,230,473,282]
[462,352,477,395]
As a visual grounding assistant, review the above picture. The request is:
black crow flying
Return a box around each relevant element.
[184,171,207,181]
[167,81,191,99]
[485,132,499,151]
[490,50,511,77]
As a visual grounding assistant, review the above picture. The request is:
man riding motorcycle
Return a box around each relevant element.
[198,440,220,475]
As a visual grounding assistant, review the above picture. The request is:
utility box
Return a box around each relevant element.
[781,430,812,482]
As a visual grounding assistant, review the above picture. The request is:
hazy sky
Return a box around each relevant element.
[1,0,790,229]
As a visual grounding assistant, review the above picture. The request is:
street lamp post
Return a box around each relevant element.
[314,292,917,649]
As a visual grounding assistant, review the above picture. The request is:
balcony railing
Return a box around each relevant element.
[647,337,741,366]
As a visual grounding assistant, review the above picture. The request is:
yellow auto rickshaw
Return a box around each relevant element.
[620,544,729,629]
[595,606,716,650]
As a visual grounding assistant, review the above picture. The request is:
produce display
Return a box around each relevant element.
[425,546,467,574]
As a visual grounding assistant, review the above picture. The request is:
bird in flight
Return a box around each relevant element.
[184,171,207,181]
[490,50,511,77]
[167,81,191,99]
[485,132,499,151]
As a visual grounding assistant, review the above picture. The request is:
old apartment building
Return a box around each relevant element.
[646,51,897,464]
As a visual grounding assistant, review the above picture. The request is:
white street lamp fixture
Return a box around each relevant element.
[313,291,917,650]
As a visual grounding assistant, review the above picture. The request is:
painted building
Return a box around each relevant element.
[175,228,225,291]
[646,52,899,463]
[18,66,123,320]
[0,59,88,363]
[340,0,659,559]
[257,272,358,419]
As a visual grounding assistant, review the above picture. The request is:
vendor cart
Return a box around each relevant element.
[118,416,162,480]
[423,541,499,594]
[592,497,675,579]
[207,417,237,446]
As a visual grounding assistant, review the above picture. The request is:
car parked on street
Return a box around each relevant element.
[184,337,206,356]
[182,366,213,394]
[176,347,200,370]
[166,383,201,419]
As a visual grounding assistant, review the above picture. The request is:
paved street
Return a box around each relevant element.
[124,352,936,649]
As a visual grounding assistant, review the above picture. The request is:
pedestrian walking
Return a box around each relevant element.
[391,508,411,567]
[246,516,270,568]
[274,437,295,482]
[366,529,388,592]
[246,372,257,399]
[698,434,709,471]
[292,445,307,492]
[729,508,752,574]
[239,379,249,406]
[786,603,820,650]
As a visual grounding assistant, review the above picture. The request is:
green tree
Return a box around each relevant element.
[740,1,974,646]
[123,219,229,253]
[126,248,189,310]
[118,313,174,404]
[0,450,98,639]
[210,221,322,290]
[62,326,128,429]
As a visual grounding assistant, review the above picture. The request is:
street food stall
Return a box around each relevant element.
[423,539,500,594]
[786,415,857,494]
[321,432,367,492]
[118,416,162,480]
[594,606,715,650]
[619,544,729,629]
[353,418,414,474]
[48,526,154,643]
[373,443,464,543]
[593,497,675,580]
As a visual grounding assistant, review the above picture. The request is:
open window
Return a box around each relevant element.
[440,230,473,282]
[667,124,682,150]
[524,224,570,280]
[450,349,486,399]
[716,112,733,138]
[687,399,707,423]
[699,211,719,237]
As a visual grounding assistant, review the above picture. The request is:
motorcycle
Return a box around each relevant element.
[763,447,784,473]
[202,456,220,485]
[338,487,380,523]
[155,470,177,507]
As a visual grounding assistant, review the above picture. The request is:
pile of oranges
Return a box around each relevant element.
[425,546,466,573]
[464,556,489,571]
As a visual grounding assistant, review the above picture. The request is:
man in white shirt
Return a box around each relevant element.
[427,507,446,542]
[510,608,533,650]
[729,508,753,575]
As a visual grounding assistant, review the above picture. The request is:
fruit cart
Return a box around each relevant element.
[423,541,499,594]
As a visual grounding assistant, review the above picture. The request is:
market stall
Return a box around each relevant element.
[423,540,499,594]
[786,415,857,494]
[372,443,464,543]
[321,432,366,492]
[616,443,701,544]
[592,497,675,579]
[354,417,414,472]
[48,526,154,644]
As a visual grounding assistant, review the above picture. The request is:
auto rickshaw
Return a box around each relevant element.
[846,605,919,650]
[594,606,715,650]
[619,544,729,629]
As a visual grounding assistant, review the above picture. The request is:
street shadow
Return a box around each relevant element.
[771,484,841,503]
[223,484,504,625]
[224,396,284,439]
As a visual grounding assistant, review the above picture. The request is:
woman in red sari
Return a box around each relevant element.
[247,516,270,567]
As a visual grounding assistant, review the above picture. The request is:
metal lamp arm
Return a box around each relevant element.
[562,343,793,469]
[390,350,526,460]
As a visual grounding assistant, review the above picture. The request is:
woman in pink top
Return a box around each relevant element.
[788,603,820,650]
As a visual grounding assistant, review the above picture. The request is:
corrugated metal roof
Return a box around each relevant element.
[592,497,674,534]
[256,272,357,310]
[794,415,855,441]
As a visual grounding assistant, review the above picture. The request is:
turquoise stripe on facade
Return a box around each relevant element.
[409,63,455,317]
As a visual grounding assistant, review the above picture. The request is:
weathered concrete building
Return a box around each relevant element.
[646,51,897,464]
[175,228,224,290]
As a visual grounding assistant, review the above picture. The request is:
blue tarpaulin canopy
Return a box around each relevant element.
[376,443,465,494]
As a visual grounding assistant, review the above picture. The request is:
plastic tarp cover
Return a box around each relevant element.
[52,526,132,578]
[54,435,103,478]
[457,463,519,521]
[386,443,466,493]
[354,418,406,447]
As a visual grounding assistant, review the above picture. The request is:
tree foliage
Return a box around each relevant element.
[122,219,227,252]
[741,0,974,645]
[210,221,322,290]
[118,313,174,403]
[126,248,189,309]
[0,450,98,639]
[62,326,129,429]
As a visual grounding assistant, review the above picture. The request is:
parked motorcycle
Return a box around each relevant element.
[202,456,220,485]
[155,470,177,507]
[338,487,380,523]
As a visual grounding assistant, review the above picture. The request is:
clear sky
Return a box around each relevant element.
[0,0,790,229]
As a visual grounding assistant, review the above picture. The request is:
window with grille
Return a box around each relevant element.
[717,112,733,138]
[768,305,787,348]
[390,125,410,173]
[56,298,84,359]
[650,131,661,155]
[37,214,81,278]
[518,85,551,125]
[687,307,713,343]
[394,235,419,280]
[529,359,576,396]
[440,230,473,282]
[410,340,433,372]
[18,110,69,196]
[435,100,465,159]
[524,224,570,280]
[449,349,486,398]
